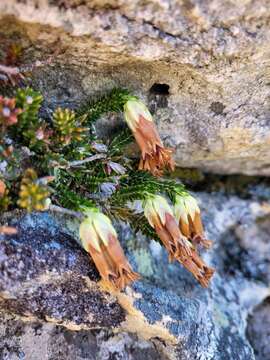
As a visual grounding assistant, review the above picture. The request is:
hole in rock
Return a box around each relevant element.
[149,83,170,96]
[149,83,170,109]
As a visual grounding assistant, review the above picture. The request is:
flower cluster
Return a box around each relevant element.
[79,208,140,290]
[124,98,174,176]
[143,194,214,287]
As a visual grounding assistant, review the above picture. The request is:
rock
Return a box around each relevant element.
[0,185,270,359]
[0,210,124,330]
[247,297,270,360]
[0,311,167,360]
[1,0,270,175]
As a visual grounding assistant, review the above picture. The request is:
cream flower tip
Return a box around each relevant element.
[143,195,174,228]
[153,195,173,214]
[92,217,116,246]
[79,219,101,252]
[124,99,153,131]
[175,194,200,220]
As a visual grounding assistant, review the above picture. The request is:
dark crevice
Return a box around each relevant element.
[149,83,170,96]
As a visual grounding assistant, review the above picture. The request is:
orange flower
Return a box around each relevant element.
[124,98,174,176]
[79,208,140,290]
[143,195,191,260]
[174,194,212,249]
[143,194,214,287]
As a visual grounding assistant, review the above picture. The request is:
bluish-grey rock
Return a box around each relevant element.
[0,186,269,359]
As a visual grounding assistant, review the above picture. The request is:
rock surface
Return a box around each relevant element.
[1,0,270,175]
[0,184,270,359]
[1,1,270,359]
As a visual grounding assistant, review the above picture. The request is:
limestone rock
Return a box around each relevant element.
[1,0,270,175]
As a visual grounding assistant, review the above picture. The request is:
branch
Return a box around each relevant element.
[49,204,84,219]
[67,154,106,168]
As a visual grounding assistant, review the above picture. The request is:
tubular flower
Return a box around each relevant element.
[124,98,174,176]
[174,194,212,249]
[143,195,192,260]
[144,194,214,287]
[79,208,140,290]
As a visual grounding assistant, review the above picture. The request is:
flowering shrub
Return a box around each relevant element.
[0,86,214,290]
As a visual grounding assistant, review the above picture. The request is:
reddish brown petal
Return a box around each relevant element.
[164,213,192,258]
[177,250,215,287]
[87,243,117,283]
[155,226,175,255]
[106,234,140,290]
[192,234,213,249]
[179,218,191,238]
[191,212,204,236]
[133,128,150,158]
[165,213,181,243]
[189,213,212,249]
[138,116,163,149]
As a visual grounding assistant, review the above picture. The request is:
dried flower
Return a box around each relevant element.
[0,96,21,127]
[143,194,214,287]
[174,194,212,249]
[124,98,174,176]
[79,208,140,290]
[18,169,50,212]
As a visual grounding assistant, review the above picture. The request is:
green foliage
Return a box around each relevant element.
[14,87,44,149]
[108,128,133,156]
[111,170,187,205]
[15,87,42,130]
[52,108,88,147]
[77,88,131,125]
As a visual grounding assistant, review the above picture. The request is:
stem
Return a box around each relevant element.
[67,153,106,167]
[49,204,84,219]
